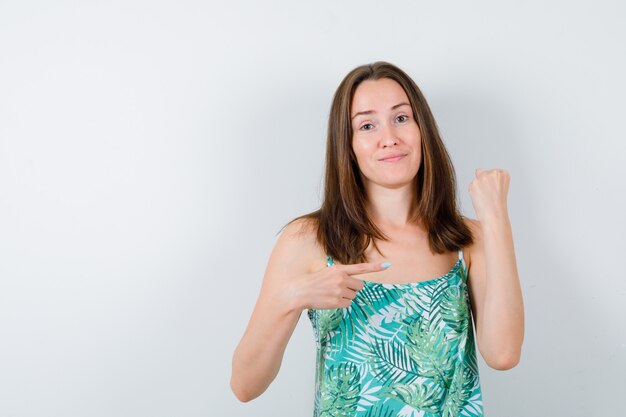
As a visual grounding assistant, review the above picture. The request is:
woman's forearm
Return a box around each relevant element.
[231,288,303,402]
[478,213,525,368]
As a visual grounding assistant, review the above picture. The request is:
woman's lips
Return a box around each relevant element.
[380,154,406,162]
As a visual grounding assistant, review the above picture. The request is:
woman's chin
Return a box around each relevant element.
[367,178,416,190]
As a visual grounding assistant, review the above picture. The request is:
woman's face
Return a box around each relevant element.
[350,78,422,192]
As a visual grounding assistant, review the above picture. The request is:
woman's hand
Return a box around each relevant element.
[287,261,391,311]
[468,168,510,222]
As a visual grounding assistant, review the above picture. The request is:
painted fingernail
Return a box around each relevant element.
[380,262,392,268]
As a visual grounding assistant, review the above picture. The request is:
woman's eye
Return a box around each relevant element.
[396,115,409,123]
[360,123,374,131]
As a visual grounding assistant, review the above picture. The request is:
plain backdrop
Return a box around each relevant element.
[1,1,625,416]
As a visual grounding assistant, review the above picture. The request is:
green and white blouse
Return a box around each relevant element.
[307,249,483,416]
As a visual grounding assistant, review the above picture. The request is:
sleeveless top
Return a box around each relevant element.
[307,250,483,416]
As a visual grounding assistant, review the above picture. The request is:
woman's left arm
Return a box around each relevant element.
[465,168,525,370]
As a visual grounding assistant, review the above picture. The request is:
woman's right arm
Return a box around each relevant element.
[229,219,319,402]
[230,219,388,402]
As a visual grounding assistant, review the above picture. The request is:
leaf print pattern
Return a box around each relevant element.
[405,315,455,390]
[367,337,420,385]
[309,251,483,417]
[319,363,361,417]
[383,379,443,413]
[440,286,469,336]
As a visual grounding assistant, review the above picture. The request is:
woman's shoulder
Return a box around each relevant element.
[281,216,318,238]
[279,217,319,248]
[274,217,327,274]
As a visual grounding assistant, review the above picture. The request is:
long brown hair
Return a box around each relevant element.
[284,61,473,264]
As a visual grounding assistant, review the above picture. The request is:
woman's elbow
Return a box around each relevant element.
[485,351,521,370]
[230,377,257,403]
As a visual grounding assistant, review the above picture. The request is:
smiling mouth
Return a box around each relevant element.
[380,155,406,162]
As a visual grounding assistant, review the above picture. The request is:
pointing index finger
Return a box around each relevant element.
[341,261,391,276]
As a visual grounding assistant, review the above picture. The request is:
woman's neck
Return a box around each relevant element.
[365,183,416,228]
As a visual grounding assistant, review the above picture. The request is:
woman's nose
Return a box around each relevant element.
[379,123,398,147]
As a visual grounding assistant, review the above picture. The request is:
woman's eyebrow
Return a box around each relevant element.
[351,102,411,120]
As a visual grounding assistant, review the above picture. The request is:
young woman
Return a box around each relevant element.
[231,61,524,416]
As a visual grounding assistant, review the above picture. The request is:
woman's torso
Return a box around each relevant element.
[305,221,483,416]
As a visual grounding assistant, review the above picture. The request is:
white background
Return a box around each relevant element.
[1,1,625,416]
